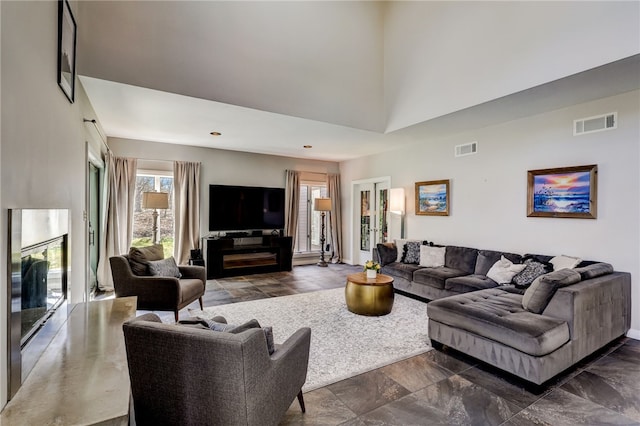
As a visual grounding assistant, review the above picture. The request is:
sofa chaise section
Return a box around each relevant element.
[428,271,631,385]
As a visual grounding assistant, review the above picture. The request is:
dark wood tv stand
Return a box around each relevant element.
[205,236,293,279]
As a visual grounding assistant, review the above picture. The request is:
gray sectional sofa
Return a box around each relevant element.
[373,242,632,385]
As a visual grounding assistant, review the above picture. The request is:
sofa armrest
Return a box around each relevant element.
[178,265,206,282]
[542,271,631,361]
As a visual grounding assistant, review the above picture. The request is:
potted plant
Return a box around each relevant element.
[363,260,381,279]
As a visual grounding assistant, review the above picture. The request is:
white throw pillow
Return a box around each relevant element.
[486,255,526,284]
[550,255,582,271]
[419,245,445,268]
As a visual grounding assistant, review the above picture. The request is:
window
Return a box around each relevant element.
[132,171,174,258]
[295,183,328,253]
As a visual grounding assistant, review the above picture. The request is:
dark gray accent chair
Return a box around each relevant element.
[109,255,206,322]
[123,313,311,426]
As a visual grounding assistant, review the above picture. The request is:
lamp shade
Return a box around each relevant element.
[314,198,332,212]
[389,188,405,214]
[142,192,170,210]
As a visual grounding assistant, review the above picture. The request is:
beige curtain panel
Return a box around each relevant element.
[173,161,201,265]
[327,173,343,263]
[284,170,300,243]
[98,153,137,291]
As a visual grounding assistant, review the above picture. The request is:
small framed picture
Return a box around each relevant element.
[57,0,77,103]
[415,180,450,216]
[527,164,597,219]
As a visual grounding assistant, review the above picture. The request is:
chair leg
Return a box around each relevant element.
[297,390,305,413]
[174,310,179,323]
[199,296,203,310]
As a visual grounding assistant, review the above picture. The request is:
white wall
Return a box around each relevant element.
[340,90,640,336]
[107,138,340,238]
[1,0,105,409]
[384,1,640,132]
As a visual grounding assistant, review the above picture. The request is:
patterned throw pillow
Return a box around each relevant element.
[148,256,182,278]
[403,241,421,264]
[512,258,553,288]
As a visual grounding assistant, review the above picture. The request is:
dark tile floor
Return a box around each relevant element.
[123,264,640,425]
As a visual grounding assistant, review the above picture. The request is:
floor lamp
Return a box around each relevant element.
[314,198,332,267]
[142,192,170,244]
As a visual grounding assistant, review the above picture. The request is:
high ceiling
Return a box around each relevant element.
[77,1,640,162]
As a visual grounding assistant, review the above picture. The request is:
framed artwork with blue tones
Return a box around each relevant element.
[527,165,597,219]
[415,180,449,216]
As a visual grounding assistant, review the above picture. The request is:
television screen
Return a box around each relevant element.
[209,185,285,231]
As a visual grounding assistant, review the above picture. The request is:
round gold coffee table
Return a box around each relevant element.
[345,272,394,316]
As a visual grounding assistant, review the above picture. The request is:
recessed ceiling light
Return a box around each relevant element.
[210,131,222,136]
[303,145,312,149]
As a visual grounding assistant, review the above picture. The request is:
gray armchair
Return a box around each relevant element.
[109,256,205,322]
[123,313,311,426]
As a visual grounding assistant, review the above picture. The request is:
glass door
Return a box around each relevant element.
[358,181,389,264]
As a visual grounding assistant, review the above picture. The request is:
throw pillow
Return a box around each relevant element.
[486,256,526,285]
[128,244,165,276]
[419,245,445,267]
[522,269,581,314]
[377,243,397,266]
[512,258,553,288]
[403,241,421,264]
[394,239,409,263]
[187,317,276,355]
[148,256,182,278]
[550,255,582,271]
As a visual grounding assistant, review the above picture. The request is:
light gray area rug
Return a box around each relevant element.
[190,288,431,391]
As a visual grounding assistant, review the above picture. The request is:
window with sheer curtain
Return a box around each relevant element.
[132,171,174,258]
[295,183,328,254]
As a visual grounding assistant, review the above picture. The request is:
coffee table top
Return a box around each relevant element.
[347,272,393,286]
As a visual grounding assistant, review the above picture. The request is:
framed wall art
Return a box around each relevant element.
[527,164,597,219]
[415,180,449,216]
[57,0,77,103]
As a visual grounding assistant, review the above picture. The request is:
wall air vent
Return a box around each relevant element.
[455,141,478,157]
[574,112,617,136]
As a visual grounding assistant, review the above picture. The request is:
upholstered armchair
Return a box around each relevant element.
[109,256,205,321]
[123,313,311,426]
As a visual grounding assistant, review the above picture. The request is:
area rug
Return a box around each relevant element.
[189,288,431,391]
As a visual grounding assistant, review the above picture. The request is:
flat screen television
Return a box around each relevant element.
[209,184,285,232]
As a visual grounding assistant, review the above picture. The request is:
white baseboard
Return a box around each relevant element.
[626,328,640,340]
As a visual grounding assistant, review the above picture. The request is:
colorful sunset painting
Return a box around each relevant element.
[533,171,591,213]
[415,180,449,216]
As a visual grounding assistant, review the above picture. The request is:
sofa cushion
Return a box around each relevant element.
[486,256,526,285]
[445,246,478,274]
[129,244,165,276]
[444,274,498,293]
[474,250,522,276]
[522,269,581,314]
[381,262,422,282]
[419,245,446,268]
[573,262,614,280]
[413,267,468,290]
[427,288,570,356]
[403,241,421,264]
[394,239,418,263]
[377,243,398,266]
[179,278,205,305]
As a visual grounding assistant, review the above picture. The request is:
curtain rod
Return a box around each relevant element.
[83,118,111,154]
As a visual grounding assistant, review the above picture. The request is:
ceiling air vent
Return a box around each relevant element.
[574,112,617,136]
[455,141,478,157]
